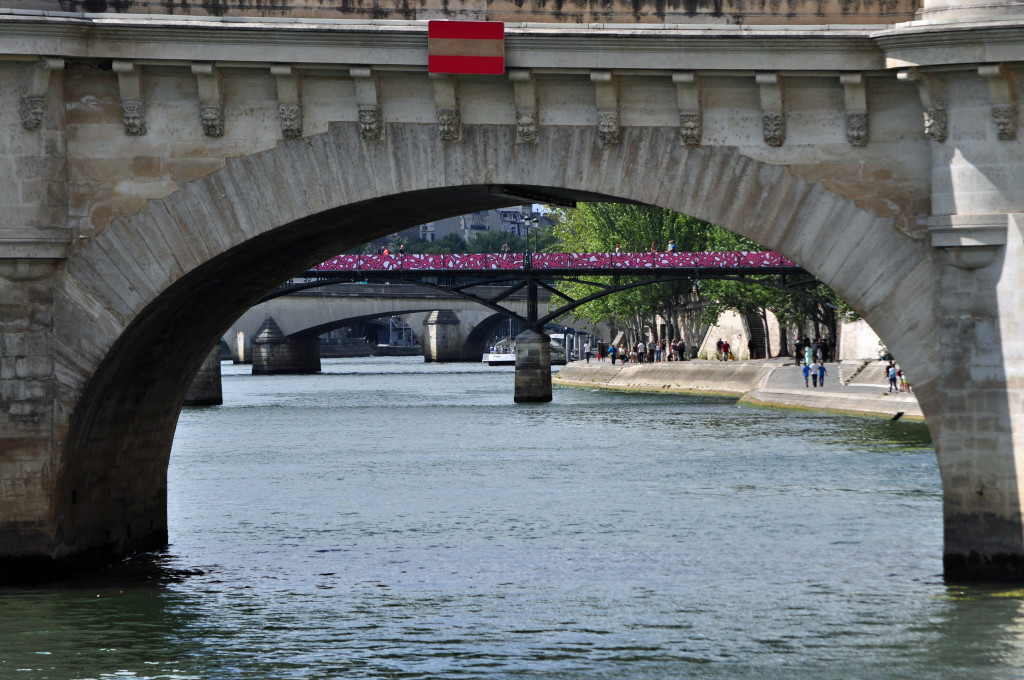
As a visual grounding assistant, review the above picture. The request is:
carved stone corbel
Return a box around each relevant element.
[591,71,619,145]
[509,69,538,144]
[898,68,947,143]
[272,65,303,140]
[927,213,1008,269]
[192,63,224,137]
[673,71,702,146]
[978,64,1018,141]
[113,60,146,136]
[840,72,869,147]
[19,57,63,131]
[351,67,383,141]
[432,74,460,142]
[756,72,785,147]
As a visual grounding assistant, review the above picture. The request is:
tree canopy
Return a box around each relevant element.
[545,203,848,355]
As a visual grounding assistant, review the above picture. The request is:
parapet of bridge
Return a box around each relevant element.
[1,0,1023,581]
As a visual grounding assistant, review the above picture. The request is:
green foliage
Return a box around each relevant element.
[466,229,522,254]
[546,203,753,331]
[545,202,849,352]
[392,233,466,254]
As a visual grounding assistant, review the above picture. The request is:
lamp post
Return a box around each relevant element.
[525,215,539,269]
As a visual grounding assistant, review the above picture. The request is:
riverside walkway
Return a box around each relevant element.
[555,358,923,420]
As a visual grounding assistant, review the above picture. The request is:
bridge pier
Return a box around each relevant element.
[514,329,552,403]
[232,331,250,365]
[422,310,464,362]
[183,347,223,406]
[921,56,1024,578]
[251,317,321,375]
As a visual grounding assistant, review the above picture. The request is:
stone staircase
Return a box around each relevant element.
[744,313,769,359]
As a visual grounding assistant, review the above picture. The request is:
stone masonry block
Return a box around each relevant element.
[14,356,52,379]
[16,155,66,181]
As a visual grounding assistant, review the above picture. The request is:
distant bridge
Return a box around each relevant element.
[229,282,556,365]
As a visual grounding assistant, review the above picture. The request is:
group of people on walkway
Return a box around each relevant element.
[885,360,912,393]
[715,338,733,361]
[586,338,692,365]
[793,336,833,366]
[802,361,828,388]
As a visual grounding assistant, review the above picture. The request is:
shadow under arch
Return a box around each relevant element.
[50,121,942,575]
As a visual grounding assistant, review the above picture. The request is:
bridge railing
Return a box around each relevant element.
[313,252,797,272]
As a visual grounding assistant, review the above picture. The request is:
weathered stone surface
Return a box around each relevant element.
[422,310,464,363]
[514,329,552,403]
[251,317,320,374]
[183,347,223,406]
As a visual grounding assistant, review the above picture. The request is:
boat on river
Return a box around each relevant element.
[482,337,567,366]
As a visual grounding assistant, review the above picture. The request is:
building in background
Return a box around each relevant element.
[381,205,552,249]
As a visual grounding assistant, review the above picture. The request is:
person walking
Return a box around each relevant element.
[818,362,827,387]
[608,344,617,365]
[888,363,899,392]
[583,341,591,363]
[810,361,820,387]
[802,362,810,387]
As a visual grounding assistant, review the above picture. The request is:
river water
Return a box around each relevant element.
[4,357,1024,679]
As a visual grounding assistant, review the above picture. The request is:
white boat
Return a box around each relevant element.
[482,337,567,366]
[483,337,516,365]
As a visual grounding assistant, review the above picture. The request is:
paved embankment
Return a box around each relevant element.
[554,358,924,420]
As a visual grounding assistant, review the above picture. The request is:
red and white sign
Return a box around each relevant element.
[428,20,505,76]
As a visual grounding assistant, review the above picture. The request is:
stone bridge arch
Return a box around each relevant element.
[228,287,542,364]
[6,118,1012,581]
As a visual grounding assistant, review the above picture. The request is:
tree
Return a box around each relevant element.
[547,203,754,348]
[466,229,524,254]
[546,202,851,358]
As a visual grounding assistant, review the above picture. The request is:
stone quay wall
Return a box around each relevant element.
[555,359,925,420]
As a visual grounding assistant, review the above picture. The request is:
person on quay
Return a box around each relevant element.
[818,362,827,387]
[583,341,591,363]
[810,361,820,387]
[802,362,811,387]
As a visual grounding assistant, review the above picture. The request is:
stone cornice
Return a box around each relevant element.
[0,14,887,72]
[872,20,1024,68]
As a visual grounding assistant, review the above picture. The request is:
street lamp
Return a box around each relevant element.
[525,215,539,268]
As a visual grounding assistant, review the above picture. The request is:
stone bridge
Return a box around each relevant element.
[1,0,1023,580]
[228,283,549,364]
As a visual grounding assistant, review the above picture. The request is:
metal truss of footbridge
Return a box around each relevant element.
[268,251,812,331]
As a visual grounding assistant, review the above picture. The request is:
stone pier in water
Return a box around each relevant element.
[514,329,552,403]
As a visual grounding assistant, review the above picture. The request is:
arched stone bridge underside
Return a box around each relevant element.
[0,4,1022,581]
[229,283,548,362]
